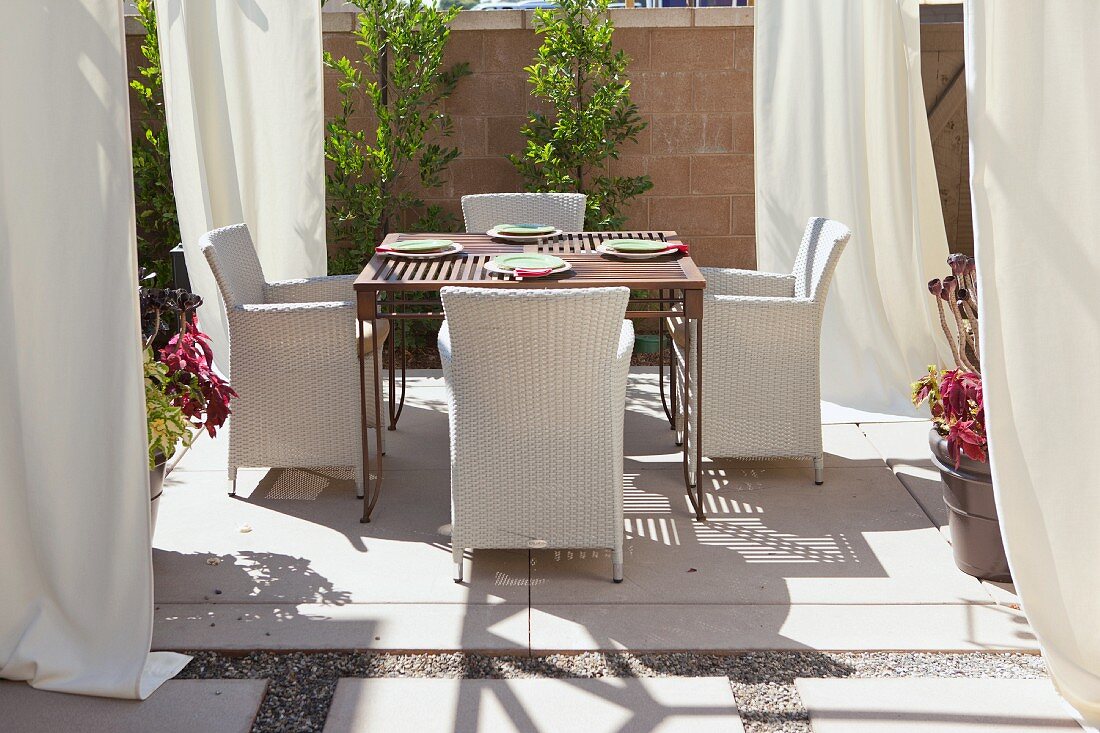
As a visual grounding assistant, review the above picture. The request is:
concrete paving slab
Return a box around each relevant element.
[795,678,1080,732]
[982,580,1022,608]
[860,421,936,470]
[857,421,950,541]
[893,465,950,540]
[529,467,989,606]
[322,677,744,732]
[153,602,530,652]
[0,680,267,733]
[528,603,1038,652]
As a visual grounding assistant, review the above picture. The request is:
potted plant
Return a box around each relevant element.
[140,272,235,531]
[911,254,1009,582]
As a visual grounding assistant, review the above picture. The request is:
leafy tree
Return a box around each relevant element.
[325,0,470,274]
[510,0,651,230]
[131,0,180,287]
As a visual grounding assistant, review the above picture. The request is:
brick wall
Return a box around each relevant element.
[126,8,970,268]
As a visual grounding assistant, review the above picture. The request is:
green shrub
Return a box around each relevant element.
[324,0,470,275]
[510,0,651,230]
[131,0,180,287]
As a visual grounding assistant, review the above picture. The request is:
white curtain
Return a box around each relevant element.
[754,0,952,416]
[0,1,189,698]
[156,0,327,371]
[967,1,1100,724]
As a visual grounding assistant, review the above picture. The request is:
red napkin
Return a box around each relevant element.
[665,242,689,254]
[512,267,554,279]
[375,246,394,253]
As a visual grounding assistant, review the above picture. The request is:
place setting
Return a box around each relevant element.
[487,223,563,243]
[484,252,572,280]
[375,239,464,258]
[596,238,688,259]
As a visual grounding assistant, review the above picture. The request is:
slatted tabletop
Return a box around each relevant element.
[353,231,706,293]
[351,230,707,524]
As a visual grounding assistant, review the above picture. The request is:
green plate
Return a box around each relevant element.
[490,253,566,271]
[495,224,556,236]
[389,239,456,253]
[604,239,669,253]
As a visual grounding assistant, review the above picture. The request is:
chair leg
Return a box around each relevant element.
[813,456,824,485]
[453,546,464,584]
[612,546,623,583]
[228,466,237,497]
[354,475,365,500]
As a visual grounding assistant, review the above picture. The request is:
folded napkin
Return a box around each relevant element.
[665,242,689,254]
[376,245,394,253]
[512,267,554,279]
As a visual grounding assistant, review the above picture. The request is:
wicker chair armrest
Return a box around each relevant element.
[228,302,356,366]
[615,320,635,364]
[231,301,353,334]
[707,294,815,311]
[671,296,819,354]
[263,275,356,304]
[437,321,453,366]
[700,267,796,298]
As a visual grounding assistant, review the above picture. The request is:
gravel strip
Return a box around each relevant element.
[175,651,1047,733]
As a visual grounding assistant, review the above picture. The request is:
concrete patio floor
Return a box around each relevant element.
[153,369,1035,655]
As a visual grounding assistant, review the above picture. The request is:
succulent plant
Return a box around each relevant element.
[913,255,985,464]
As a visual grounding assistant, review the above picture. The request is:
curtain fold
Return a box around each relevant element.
[0,0,189,699]
[156,0,327,371]
[754,0,952,416]
[966,1,1100,724]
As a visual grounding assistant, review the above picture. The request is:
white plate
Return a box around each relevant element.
[595,243,679,260]
[379,243,464,259]
[487,226,564,243]
[484,260,573,279]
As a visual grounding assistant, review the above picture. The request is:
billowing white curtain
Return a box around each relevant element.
[754,0,952,416]
[0,1,189,698]
[967,1,1100,724]
[156,0,327,371]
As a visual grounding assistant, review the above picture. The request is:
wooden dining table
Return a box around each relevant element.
[353,230,706,523]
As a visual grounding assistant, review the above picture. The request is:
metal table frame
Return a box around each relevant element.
[354,231,705,523]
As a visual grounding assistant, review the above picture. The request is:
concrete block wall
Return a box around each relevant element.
[126,8,969,268]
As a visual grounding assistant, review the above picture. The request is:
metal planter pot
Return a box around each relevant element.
[929,429,1011,582]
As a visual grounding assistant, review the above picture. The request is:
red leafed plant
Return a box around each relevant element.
[140,270,235,466]
[159,318,236,438]
[911,254,986,466]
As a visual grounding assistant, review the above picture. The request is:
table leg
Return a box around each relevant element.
[386,305,409,431]
[357,309,372,520]
[681,313,704,522]
[658,289,675,429]
[362,291,386,523]
[387,297,396,430]
[694,311,704,520]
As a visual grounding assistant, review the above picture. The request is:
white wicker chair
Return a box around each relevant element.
[200,223,389,498]
[671,217,851,485]
[461,193,587,233]
[439,286,633,583]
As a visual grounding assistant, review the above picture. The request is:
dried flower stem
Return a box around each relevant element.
[959,299,980,369]
[935,296,963,368]
[948,299,976,372]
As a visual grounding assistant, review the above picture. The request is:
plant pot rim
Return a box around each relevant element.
[928,428,991,481]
